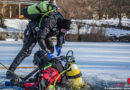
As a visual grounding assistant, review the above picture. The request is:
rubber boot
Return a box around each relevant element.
[6,70,15,79]
[6,55,25,79]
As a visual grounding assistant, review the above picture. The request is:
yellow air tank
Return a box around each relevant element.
[66,63,84,89]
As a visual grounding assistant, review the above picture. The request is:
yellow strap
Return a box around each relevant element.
[38,9,56,28]
[53,64,73,90]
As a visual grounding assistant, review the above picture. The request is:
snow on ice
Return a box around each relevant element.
[70,19,130,37]
[0,41,130,89]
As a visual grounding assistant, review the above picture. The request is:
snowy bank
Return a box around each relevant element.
[0,19,130,41]
[70,19,130,37]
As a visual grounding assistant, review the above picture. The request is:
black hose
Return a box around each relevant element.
[23,67,40,81]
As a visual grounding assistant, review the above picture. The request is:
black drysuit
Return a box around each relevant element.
[9,12,64,72]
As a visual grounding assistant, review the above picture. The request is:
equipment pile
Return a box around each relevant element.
[0,50,87,90]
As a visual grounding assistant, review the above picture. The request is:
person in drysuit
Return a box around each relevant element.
[6,0,71,79]
[9,50,68,90]
[24,50,62,90]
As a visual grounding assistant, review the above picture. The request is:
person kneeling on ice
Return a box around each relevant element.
[6,0,71,79]
[8,50,85,90]
[19,50,62,90]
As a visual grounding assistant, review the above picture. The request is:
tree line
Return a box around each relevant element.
[56,0,130,26]
[0,0,130,26]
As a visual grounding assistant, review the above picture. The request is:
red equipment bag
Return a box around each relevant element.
[42,67,61,88]
[24,67,61,90]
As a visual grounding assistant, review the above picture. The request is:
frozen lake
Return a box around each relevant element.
[0,41,130,89]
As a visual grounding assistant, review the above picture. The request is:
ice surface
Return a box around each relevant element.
[0,41,130,89]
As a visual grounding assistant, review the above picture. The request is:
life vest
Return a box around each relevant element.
[41,67,61,89]
[50,58,67,84]
[24,67,61,90]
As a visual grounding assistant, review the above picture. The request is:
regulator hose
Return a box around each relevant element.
[53,63,73,90]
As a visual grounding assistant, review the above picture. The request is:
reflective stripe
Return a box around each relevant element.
[44,63,52,70]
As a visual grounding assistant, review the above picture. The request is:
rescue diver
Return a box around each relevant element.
[23,50,62,90]
[6,0,71,79]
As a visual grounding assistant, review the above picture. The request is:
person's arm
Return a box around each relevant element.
[37,16,57,53]
[37,28,50,53]
[55,32,64,56]
[56,32,64,48]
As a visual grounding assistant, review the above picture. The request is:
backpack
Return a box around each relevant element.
[22,1,56,20]
[50,58,67,84]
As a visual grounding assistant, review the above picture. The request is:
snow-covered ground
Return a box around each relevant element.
[70,19,130,37]
[72,18,130,27]
[0,41,130,89]
[0,19,28,32]
[0,19,130,37]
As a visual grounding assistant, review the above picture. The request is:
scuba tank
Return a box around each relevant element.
[51,50,84,90]
[62,50,84,89]
[66,63,84,89]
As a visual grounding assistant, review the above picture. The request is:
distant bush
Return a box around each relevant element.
[82,28,109,42]
[18,32,24,40]
[66,34,78,41]
[66,22,109,42]
[66,30,109,42]
[0,32,7,40]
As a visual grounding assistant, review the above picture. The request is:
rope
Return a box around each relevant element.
[0,66,37,69]
[53,63,73,90]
